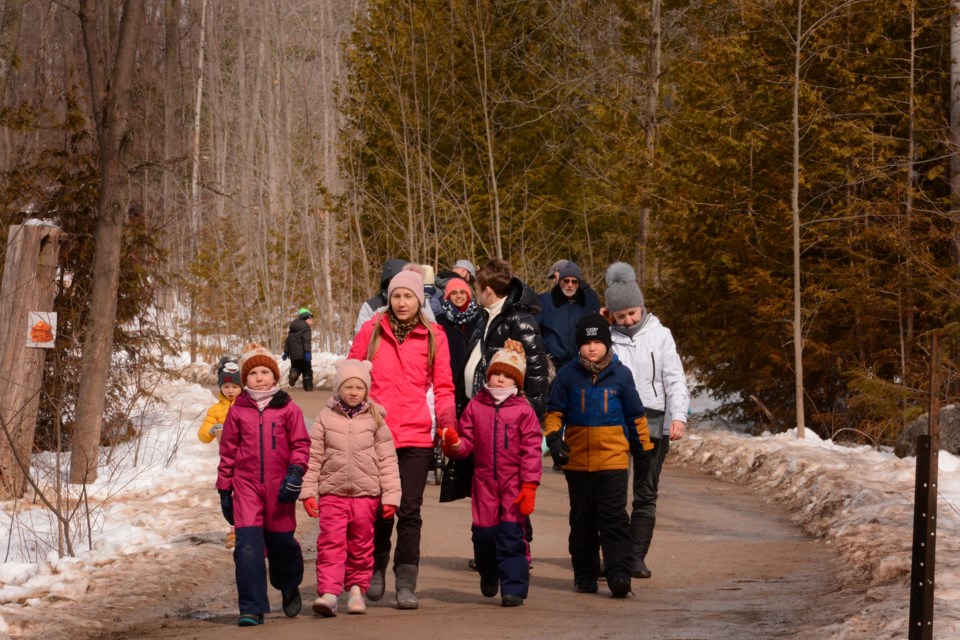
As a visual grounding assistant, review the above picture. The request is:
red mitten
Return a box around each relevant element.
[513,482,538,516]
[382,504,397,519]
[441,428,461,456]
[302,496,319,518]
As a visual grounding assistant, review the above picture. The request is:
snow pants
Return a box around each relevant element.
[234,527,304,614]
[315,494,379,594]
[373,447,431,567]
[288,359,313,391]
[232,478,303,614]
[473,521,530,598]
[564,469,632,585]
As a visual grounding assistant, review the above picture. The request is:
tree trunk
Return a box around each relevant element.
[0,224,61,498]
[951,0,960,265]
[791,0,806,438]
[0,0,24,106]
[636,0,661,290]
[159,0,179,312]
[70,0,146,485]
[190,0,208,244]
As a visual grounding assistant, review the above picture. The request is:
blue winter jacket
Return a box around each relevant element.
[535,285,600,368]
[544,355,653,472]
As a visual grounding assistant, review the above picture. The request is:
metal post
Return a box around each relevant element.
[909,332,940,639]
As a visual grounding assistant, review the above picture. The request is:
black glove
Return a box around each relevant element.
[546,431,570,467]
[278,464,305,503]
[219,489,234,525]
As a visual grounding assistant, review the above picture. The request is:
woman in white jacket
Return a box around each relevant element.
[603,262,690,580]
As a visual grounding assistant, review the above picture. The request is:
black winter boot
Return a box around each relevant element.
[630,515,655,578]
[367,552,390,601]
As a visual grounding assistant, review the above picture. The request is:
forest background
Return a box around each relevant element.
[1,0,959,471]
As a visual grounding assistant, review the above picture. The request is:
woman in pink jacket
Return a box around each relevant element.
[301,359,401,617]
[348,265,457,610]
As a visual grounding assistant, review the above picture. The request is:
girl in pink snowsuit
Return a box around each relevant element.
[443,340,543,607]
[300,359,401,617]
[216,344,311,626]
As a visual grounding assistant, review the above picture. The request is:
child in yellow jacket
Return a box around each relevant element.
[200,357,242,547]
[199,357,242,443]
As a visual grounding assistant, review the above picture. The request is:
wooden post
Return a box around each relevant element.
[909,331,940,639]
[0,223,61,498]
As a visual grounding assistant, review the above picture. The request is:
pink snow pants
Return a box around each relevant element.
[315,494,380,594]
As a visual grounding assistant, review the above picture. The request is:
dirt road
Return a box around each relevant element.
[16,388,858,639]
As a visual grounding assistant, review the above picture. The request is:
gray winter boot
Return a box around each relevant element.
[367,552,390,601]
[394,564,419,610]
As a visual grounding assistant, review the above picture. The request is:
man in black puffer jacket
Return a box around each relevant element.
[464,259,549,422]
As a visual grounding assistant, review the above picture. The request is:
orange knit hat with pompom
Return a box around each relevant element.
[486,339,526,389]
[239,343,281,385]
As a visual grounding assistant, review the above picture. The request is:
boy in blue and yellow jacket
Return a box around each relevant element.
[544,313,653,598]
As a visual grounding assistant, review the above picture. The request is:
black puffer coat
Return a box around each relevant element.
[439,309,485,418]
[469,277,549,421]
[284,317,312,360]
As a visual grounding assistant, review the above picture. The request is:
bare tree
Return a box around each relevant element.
[952,0,960,264]
[0,0,23,105]
[70,0,147,484]
[636,0,660,289]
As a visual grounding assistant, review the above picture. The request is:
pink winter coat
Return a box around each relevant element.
[301,398,402,508]
[216,390,310,530]
[348,314,457,448]
[452,389,543,527]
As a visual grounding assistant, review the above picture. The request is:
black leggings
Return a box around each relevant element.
[373,446,432,566]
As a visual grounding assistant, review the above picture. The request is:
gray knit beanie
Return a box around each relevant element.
[604,262,645,312]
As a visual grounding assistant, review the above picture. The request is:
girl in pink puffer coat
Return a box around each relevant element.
[300,359,401,617]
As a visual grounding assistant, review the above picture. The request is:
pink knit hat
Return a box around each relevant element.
[387,264,425,307]
[333,358,373,396]
[443,277,472,303]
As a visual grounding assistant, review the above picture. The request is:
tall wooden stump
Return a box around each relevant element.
[0,223,61,498]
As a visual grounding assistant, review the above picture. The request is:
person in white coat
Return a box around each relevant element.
[603,262,690,580]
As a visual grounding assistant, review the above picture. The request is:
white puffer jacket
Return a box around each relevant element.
[610,313,690,438]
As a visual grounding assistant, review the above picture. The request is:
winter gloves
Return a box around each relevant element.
[208,423,223,438]
[281,351,289,361]
[513,482,538,515]
[219,489,234,525]
[278,464,305,503]
[546,431,570,467]
[302,496,319,517]
[440,427,461,457]
[382,504,397,519]
[304,351,311,362]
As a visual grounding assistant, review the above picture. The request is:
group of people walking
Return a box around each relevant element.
[202,255,690,626]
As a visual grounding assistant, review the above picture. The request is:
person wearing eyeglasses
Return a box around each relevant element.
[535,261,600,371]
